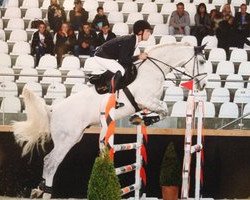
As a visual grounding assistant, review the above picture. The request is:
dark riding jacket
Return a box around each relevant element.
[95,34,139,70]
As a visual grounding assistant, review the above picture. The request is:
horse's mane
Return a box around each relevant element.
[146,42,192,56]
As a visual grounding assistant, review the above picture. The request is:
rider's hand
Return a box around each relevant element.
[139,52,148,60]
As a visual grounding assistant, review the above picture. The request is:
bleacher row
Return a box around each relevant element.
[1,0,250,119]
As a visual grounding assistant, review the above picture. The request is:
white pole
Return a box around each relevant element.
[195,101,203,200]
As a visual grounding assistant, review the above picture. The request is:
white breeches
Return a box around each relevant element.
[84,56,125,76]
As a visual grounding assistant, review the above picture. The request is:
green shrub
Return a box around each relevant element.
[87,148,121,200]
[159,142,182,186]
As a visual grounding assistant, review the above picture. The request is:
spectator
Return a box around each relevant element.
[221,4,232,19]
[69,0,88,31]
[48,0,66,33]
[31,22,54,66]
[210,9,223,32]
[97,22,116,46]
[169,2,190,35]
[234,4,250,47]
[75,22,98,56]
[92,6,109,31]
[193,3,213,45]
[55,23,76,66]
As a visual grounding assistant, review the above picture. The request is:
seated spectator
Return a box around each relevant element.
[55,23,76,66]
[48,0,66,33]
[221,4,232,19]
[75,22,98,56]
[92,6,109,31]
[234,3,250,47]
[210,9,223,32]
[97,22,116,46]
[193,3,213,45]
[69,0,88,31]
[169,2,190,35]
[31,22,54,66]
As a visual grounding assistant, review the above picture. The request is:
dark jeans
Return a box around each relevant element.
[34,45,46,66]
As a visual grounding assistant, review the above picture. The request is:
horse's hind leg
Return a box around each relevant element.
[41,129,84,198]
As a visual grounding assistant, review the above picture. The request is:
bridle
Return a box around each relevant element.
[135,46,208,88]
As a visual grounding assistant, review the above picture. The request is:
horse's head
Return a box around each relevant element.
[145,43,207,90]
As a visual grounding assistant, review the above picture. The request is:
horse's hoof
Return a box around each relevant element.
[42,192,52,199]
[30,188,44,199]
[129,115,142,125]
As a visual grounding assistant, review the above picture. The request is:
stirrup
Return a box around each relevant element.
[115,101,124,109]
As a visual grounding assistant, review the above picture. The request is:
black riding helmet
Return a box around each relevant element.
[133,20,152,35]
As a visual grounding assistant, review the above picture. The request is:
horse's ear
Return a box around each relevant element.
[194,44,206,55]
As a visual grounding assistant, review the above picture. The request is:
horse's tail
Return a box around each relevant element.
[13,88,51,156]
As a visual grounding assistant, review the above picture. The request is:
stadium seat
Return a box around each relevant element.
[203,61,213,74]
[5,18,25,31]
[52,98,64,105]
[121,2,138,13]
[163,86,184,102]
[163,72,176,88]
[184,3,197,15]
[1,0,19,8]
[161,3,176,15]
[0,19,3,30]
[224,74,244,89]
[64,69,85,85]
[216,61,234,75]
[171,101,187,117]
[0,30,5,42]
[8,30,28,43]
[60,56,80,72]
[22,82,42,97]
[3,7,21,19]
[11,41,31,55]
[208,48,226,62]
[202,102,216,118]
[155,0,171,3]
[201,36,218,49]
[160,35,176,44]
[87,11,96,23]
[205,4,217,13]
[41,0,54,10]
[212,0,228,6]
[134,0,152,3]
[193,0,209,4]
[21,0,39,9]
[181,35,198,46]
[37,54,57,70]
[0,96,21,113]
[230,49,248,62]
[83,0,99,12]
[234,88,250,104]
[0,67,14,82]
[141,2,158,14]
[174,0,190,3]
[138,35,156,48]
[231,0,246,7]
[0,54,11,68]
[71,83,88,95]
[103,1,119,12]
[112,23,129,36]
[147,13,164,25]
[153,24,169,36]
[16,68,38,83]
[0,81,18,97]
[218,102,239,118]
[0,41,8,54]
[24,8,42,20]
[210,87,230,103]
[13,54,35,70]
[238,62,250,77]
[63,0,74,11]
[194,89,207,102]
[40,69,61,85]
[44,83,66,99]
[243,103,250,118]
[126,13,143,24]
[108,12,124,24]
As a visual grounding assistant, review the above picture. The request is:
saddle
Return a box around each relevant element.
[89,65,137,94]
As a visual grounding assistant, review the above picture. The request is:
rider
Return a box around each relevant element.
[89,20,152,93]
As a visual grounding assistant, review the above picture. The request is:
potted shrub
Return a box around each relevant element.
[160,142,182,200]
[87,148,121,200]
